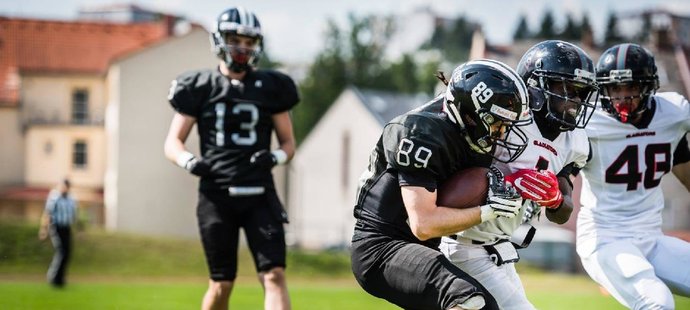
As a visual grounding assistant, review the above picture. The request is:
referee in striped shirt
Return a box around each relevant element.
[39,178,77,288]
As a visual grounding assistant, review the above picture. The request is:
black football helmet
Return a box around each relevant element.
[517,40,598,132]
[596,43,659,123]
[210,7,263,73]
[443,59,532,163]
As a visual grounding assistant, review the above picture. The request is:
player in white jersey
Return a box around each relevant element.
[440,40,599,310]
[577,43,690,309]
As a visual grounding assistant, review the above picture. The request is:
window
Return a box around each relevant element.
[44,141,52,155]
[72,89,89,124]
[73,140,88,169]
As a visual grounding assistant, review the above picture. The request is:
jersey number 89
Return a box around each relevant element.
[397,138,433,168]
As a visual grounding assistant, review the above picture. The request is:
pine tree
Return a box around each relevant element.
[604,11,623,45]
[513,14,531,40]
[537,9,556,39]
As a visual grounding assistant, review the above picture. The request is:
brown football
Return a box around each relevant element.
[437,167,489,209]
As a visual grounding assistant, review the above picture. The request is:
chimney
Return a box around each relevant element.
[163,14,176,36]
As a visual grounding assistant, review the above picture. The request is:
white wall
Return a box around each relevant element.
[106,29,215,238]
[288,89,383,249]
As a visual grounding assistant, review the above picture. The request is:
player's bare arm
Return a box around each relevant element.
[164,112,196,162]
[272,111,296,161]
[401,186,481,240]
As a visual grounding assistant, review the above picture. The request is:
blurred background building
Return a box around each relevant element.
[1,2,689,273]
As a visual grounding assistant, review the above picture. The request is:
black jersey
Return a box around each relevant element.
[169,68,299,190]
[353,96,493,248]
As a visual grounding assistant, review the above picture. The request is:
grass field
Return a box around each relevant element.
[1,222,688,309]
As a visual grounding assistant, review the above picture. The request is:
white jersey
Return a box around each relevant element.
[578,92,690,241]
[453,120,590,243]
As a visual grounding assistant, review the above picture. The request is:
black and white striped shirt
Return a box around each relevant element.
[45,190,76,227]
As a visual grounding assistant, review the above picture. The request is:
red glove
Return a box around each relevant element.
[505,169,563,209]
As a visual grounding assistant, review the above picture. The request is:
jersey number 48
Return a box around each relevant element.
[605,143,671,191]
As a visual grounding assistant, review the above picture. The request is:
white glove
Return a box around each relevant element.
[480,195,523,222]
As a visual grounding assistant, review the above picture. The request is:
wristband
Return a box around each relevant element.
[175,151,195,169]
[271,149,288,165]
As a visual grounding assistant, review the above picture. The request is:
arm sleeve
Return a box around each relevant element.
[381,121,444,190]
[267,71,300,113]
[673,134,690,166]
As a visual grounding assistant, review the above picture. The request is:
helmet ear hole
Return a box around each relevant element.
[528,87,546,111]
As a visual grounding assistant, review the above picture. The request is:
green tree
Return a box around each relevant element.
[418,58,442,95]
[604,11,623,45]
[581,12,593,37]
[292,20,347,143]
[560,13,581,40]
[424,16,473,62]
[347,14,394,89]
[292,14,396,143]
[513,14,531,40]
[388,54,418,93]
[537,9,556,39]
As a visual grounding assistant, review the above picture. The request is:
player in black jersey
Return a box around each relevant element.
[351,59,532,310]
[164,7,297,310]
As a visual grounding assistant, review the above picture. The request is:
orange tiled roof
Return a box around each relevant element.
[0,17,171,107]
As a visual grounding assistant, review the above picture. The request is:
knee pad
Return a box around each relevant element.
[631,275,674,310]
[453,294,485,310]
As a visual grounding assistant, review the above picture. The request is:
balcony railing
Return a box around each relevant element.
[23,116,105,127]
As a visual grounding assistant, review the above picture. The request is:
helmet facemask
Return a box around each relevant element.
[213,33,262,73]
[527,70,598,131]
[598,70,658,123]
[210,7,263,73]
[467,105,531,163]
[595,43,659,124]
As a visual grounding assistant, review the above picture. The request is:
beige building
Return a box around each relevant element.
[0,14,293,239]
[0,16,206,235]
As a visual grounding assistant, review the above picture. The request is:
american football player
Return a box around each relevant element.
[577,43,690,309]
[440,40,598,309]
[163,7,297,310]
[351,59,532,310]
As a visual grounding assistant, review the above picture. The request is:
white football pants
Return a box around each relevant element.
[578,234,690,310]
[440,238,536,310]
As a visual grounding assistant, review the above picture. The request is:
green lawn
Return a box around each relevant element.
[3,275,689,310]
[1,222,688,309]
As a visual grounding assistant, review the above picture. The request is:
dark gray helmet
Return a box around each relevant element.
[444,59,532,163]
[596,43,659,123]
[517,40,598,131]
[210,7,263,73]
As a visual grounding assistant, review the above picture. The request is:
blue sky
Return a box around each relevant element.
[3,0,690,63]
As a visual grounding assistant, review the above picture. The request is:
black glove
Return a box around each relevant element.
[184,157,212,177]
[250,150,277,170]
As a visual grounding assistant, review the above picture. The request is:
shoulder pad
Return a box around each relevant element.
[254,69,300,113]
[168,70,214,117]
